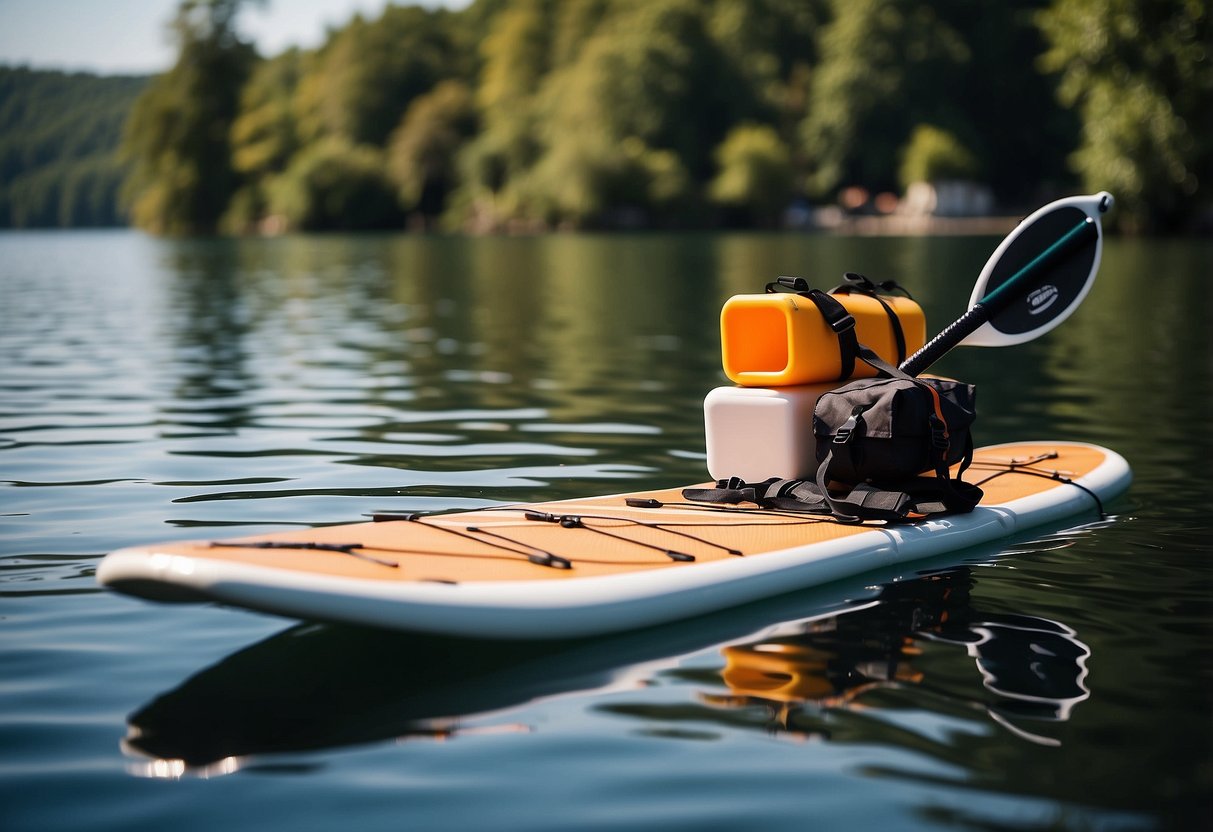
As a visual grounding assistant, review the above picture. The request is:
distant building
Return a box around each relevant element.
[900,181,994,217]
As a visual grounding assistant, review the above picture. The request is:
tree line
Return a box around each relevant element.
[0,67,147,227]
[4,0,1210,234]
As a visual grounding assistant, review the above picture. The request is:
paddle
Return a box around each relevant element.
[899,191,1113,377]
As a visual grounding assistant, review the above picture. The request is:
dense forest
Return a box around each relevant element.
[0,67,147,227]
[3,0,1209,234]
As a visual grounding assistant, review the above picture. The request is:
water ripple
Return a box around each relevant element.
[2,230,1210,831]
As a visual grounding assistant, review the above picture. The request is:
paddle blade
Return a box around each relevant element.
[962,192,1112,347]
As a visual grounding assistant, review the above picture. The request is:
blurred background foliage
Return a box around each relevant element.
[1,0,1209,234]
[0,68,146,227]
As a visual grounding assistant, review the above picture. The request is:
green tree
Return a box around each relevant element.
[0,66,144,227]
[455,0,551,224]
[709,123,794,226]
[549,0,613,69]
[269,138,401,230]
[121,0,257,235]
[898,124,979,189]
[523,133,690,227]
[932,0,1077,204]
[230,49,302,181]
[706,0,826,132]
[517,0,743,227]
[293,5,465,148]
[575,0,742,179]
[1037,0,1212,231]
[387,80,478,220]
[225,48,304,231]
[800,0,970,198]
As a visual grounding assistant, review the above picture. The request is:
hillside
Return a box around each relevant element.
[0,66,147,227]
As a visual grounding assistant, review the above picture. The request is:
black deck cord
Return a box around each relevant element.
[460,525,574,569]
[624,497,837,523]
[209,540,400,569]
[486,505,847,554]
[477,506,741,554]
[356,454,1105,567]
[523,512,698,561]
[970,465,1107,520]
[973,451,1060,469]
[522,510,741,556]
[371,512,572,569]
[480,499,832,525]
[208,537,568,570]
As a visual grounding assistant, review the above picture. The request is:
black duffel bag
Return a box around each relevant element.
[811,343,981,521]
[684,285,982,524]
[814,370,976,484]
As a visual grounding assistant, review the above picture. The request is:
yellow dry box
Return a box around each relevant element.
[720,290,926,386]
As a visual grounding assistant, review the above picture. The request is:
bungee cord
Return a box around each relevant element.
[203,453,1107,576]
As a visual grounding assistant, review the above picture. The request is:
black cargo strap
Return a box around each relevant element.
[682,474,980,524]
[765,274,911,377]
[683,476,830,513]
[765,277,859,380]
[830,271,914,299]
[830,272,911,364]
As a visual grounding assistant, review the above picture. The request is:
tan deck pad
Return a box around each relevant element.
[146,443,1106,584]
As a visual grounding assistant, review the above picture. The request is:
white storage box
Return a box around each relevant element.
[703,383,838,482]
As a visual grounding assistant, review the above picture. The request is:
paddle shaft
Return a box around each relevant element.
[899,217,1098,377]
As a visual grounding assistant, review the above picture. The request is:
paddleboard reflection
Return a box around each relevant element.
[123,549,1096,776]
[700,568,1090,747]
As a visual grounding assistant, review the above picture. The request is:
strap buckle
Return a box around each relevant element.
[833,411,862,444]
[805,288,856,334]
[770,275,810,293]
[828,312,856,334]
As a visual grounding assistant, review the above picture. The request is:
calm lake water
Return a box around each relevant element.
[2,228,1210,831]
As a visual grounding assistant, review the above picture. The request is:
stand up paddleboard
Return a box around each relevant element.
[97,193,1130,639]
[98,442,1129,638]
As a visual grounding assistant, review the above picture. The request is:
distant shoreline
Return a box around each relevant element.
[815,215,1022,236]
